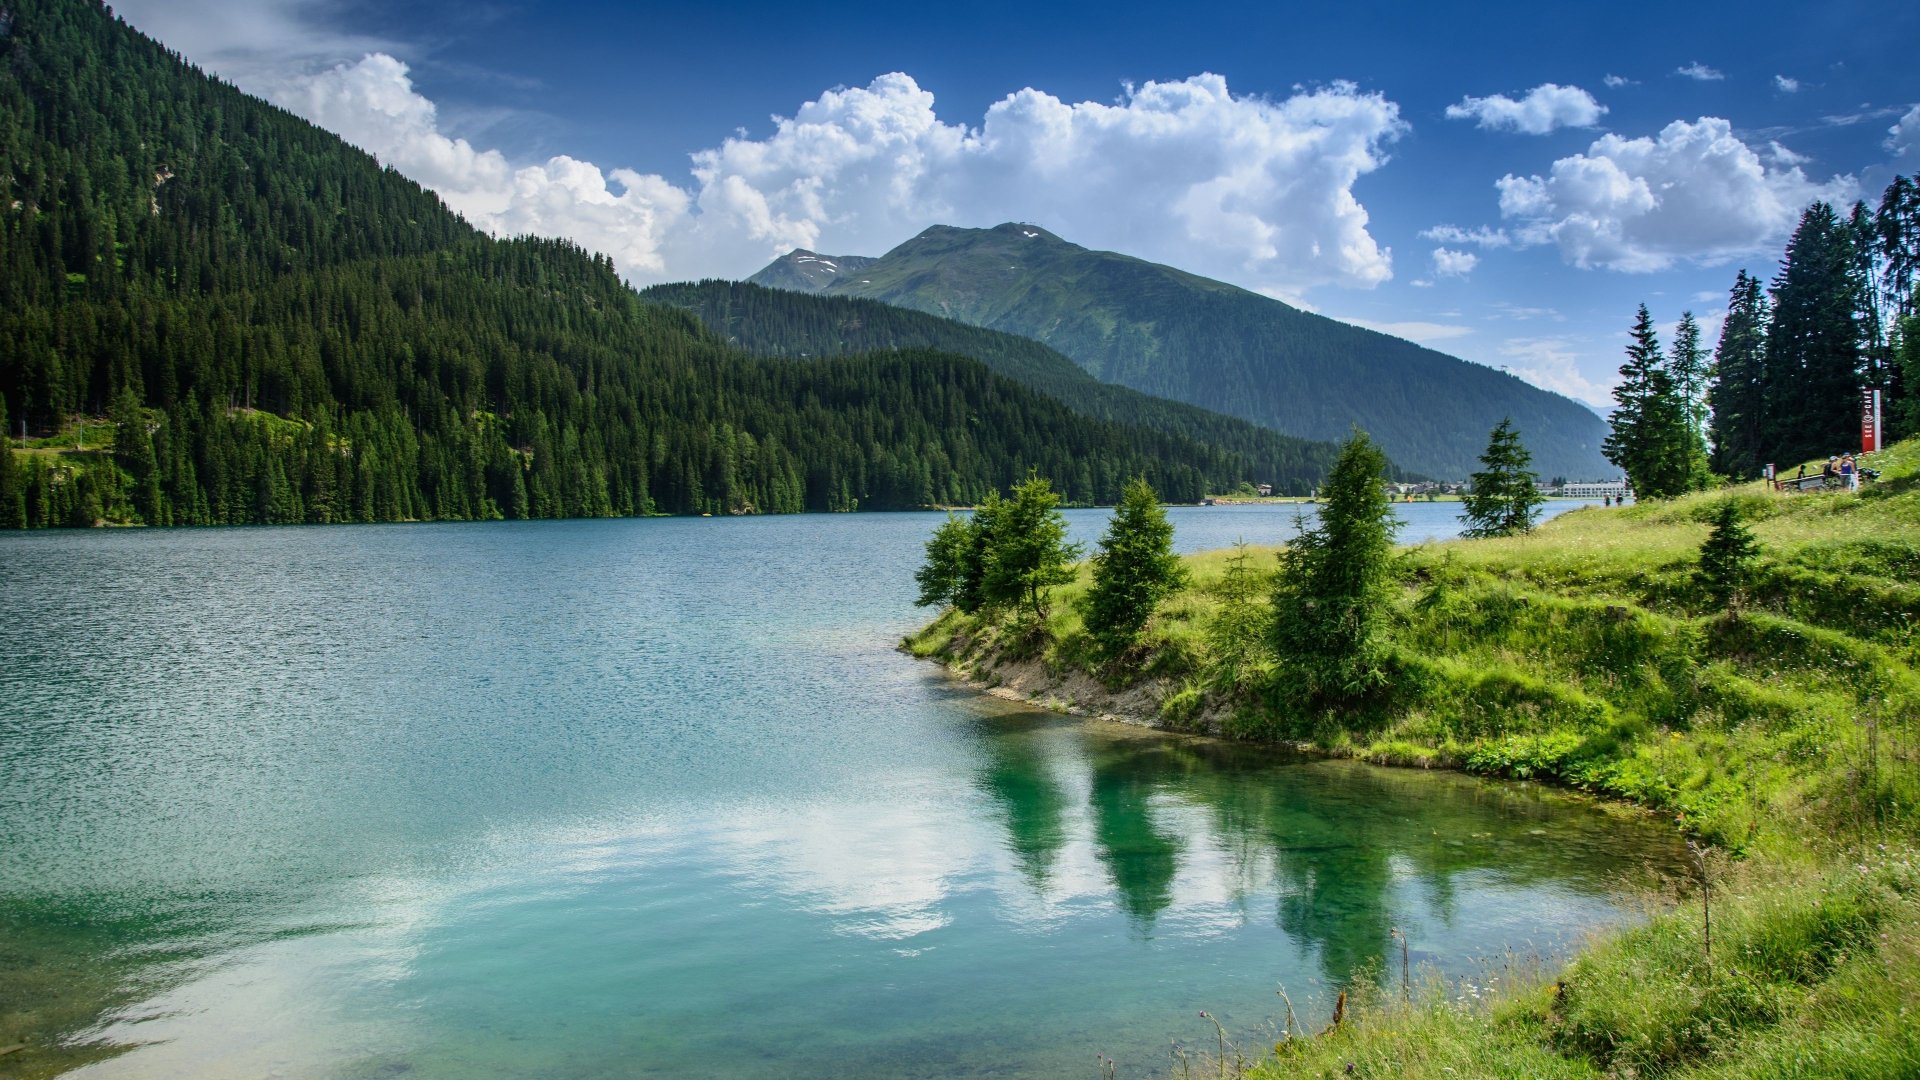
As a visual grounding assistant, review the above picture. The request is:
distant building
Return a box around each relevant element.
[1256,483,1273,496]
[1561,480,1631,498]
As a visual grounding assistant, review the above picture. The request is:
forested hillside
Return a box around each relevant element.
[0,0,1311,527]
[752,224,1614,480]
[645,280,1370,487]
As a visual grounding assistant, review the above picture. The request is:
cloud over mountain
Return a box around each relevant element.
[1494,117,1853,271]
[247,55,1409,291]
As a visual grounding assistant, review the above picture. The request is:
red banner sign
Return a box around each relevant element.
[1861,387,1882,454]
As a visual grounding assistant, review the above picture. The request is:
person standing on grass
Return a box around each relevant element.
[1841,454,1857,490]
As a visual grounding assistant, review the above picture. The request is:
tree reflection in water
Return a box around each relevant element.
[971,711,1681,990]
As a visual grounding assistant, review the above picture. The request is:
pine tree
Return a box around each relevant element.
[1669,311,1714,487]
[1084,477,1187,657]
[1694,499,1761,610]
[1875,175,1920,438]
[1459,419,1543,538]
[1878,175,1920,322]
[1604,306,1701,499]
[1897,313,1920,440]
[983,474,1082,619]
[1271,431,1400,703]
[1765,202,1865,466]
[0,395,25,529]
[949,492,1004,615]
[1708,271,1770,478]
[914,512,974,609]
[111,386,163,524]
[1205,541,1271,687]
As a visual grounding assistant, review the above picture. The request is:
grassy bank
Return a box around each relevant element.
[907,438,1920,1078]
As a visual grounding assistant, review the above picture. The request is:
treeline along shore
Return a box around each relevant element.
[906,432,1920,1077]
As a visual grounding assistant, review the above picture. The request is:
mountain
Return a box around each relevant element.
[747,250,878,292]
[749,224,1613,480]
[644,280,1372,490]
[0,0,1345,527]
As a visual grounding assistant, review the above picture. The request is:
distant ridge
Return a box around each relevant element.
[749,250,877,293]
[645,280,1378,491]
[750,224,1613,480]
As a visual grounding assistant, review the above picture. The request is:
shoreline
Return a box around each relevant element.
[902,631,1659,818]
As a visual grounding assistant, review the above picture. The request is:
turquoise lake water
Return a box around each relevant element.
[0,501,1681,1078]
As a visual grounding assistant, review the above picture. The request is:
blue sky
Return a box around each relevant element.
[115,0,1920,408]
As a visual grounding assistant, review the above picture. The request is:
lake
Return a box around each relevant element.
[0,500,1679,1079]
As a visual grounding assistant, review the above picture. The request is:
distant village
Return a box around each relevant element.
[1205,478,1633,504]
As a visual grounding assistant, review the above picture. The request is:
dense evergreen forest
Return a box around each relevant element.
[1708,190,1919,478]
[0,0,1295,528]
[644,280,1365,488]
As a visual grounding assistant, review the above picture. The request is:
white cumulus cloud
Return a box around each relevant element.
[1774,75,1801,93]
[1676,62,1725,82]
[113,1,1413,292]
[225,54,1412,291]
[1431,247,1479,277]
[669,72,1408,289]
[1494,116,1854,271]
[1445,84,1606,135]
[1603,74,1636,89]
[277,55,688,274]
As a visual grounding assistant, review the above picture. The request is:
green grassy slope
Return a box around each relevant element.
[908,439,1920,1077]
[753,223,1612,480]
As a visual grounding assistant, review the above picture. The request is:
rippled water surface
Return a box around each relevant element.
[0,502,1677,1078]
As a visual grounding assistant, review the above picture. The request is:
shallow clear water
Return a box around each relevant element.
[0,501,1672,1079]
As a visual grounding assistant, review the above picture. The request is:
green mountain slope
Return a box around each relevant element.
[750,223,1613,480]
[644,280,1377,490]
[0,0,1316,526]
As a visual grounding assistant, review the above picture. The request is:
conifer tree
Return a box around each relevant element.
[1765,202,1865,465]
[984,475,1082,619]
[1459,419,1543,538]
[1604,306,1701,499]
[111,386,163,525]
[0,395,25,529]
[1206,541,1271,687]
[1084,477,1186,657]
[1875,175,1920,438]
[1878,175,1920,324]
[914,512,973,609]
[1694,499,1761,610]
[1708,271,1770,477]
[1669,311,1714,487]
[953,492,1005,615]
[1271,431,1400,702]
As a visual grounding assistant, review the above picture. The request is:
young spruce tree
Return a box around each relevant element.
[1694,499,1761,611]
[1084,477,1186,658]
[1459,419,1543,538]
[983,475,1082,619]
[1271,432,1400,703]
